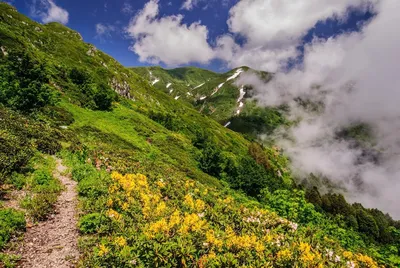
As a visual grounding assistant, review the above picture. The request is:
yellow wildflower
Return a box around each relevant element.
[356,254,378,268]
[184,194,195,209]
[106,198,113,207]
[277,249,291,260]
[208,251,217,260]
[155,201,167,216]
[343,251,353,259]
[107,209,122,221]
[205,230,223,248]
[108,184,118,194]
[195,199,206,211]
[115,236,127,247]
[121,202,129,211]
[299,242,311,253]
[156,179,166,188]
[169,210,181,228]
[223,196,233,204]
[300,252,315,263]
[255,242,265,253]
[98,244,109,256]
[179,213,207,234]
[146,218,170,238]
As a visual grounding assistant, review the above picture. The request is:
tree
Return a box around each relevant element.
[354,205,379,239]
[0,51,58,112]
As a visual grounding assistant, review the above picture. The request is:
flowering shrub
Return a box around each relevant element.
[79,171,380,267]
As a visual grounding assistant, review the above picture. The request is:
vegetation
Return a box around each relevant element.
[66,152,383,267]
[0,2,399,267]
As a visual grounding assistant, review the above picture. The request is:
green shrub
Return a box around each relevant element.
[6,172,26,190]
[78,176,108,199]
[72,164,96,182]
[0,209,25,249]
[0,50,58,112]
[79,213,102,234]
[21,193,58,221]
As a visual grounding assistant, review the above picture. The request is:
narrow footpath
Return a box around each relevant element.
[18,158,79,268]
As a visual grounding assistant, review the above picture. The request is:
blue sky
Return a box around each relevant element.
[10,0,374,72]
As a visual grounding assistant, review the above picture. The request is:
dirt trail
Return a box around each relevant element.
[18,158,79,268]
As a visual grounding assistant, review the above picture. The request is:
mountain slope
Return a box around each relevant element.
[131,66,286,139]
[0,3,399,267]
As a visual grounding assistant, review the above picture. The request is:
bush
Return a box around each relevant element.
[22,193,58,221]
[197,142,225,178]
[0,209,25,249]
[79,213,102,234]
[0,108,62,179]
[68,68,115,111]
[0,132,34,181]
[21,170,61,221]
[0,50,58,112]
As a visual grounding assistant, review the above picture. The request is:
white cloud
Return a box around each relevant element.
[127,0,377,72]
[32,0,69,25]
[216,0,376,72]
[126,0,215,66]
[181,0,197,10]
[246,0,400,218]
[95,23,117,39]
[227,0,375,49]
[122,2,134,15]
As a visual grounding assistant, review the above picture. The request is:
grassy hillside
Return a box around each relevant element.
[0,3,399,267]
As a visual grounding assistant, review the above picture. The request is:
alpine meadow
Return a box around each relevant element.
[0,1,399,268]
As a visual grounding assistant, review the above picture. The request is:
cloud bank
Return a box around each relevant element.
[127,0,375,71]
[240,0,400,218]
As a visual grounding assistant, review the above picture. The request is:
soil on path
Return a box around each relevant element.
[17,158,79,268]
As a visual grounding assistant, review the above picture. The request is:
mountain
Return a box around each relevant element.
[131,66,286,140]
[0,3,399,267]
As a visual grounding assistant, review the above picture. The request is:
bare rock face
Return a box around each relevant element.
[86,45,97,56]
[35,26,43,32]
[110,77,134,100]
[1,46,8,56]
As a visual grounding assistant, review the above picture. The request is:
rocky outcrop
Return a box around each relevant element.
[35,26,43,32]
[110,77,133,100]
[86,45,97,56]
[1,46,8,56]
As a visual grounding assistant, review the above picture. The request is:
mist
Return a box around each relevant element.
[238,0,400,219]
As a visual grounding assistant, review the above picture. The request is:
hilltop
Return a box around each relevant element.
[0,3,399,267]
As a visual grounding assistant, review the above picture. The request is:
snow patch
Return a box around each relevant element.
[200,96,207,100]
[151,78,160,86]
[224,122,231,128]
[226,68,243,82]
[166,83,172,88]
[175,96,180,100]
[237,86,246,103]
[169,89,174,94]
[239,102,244,108]
[193,82,205,90]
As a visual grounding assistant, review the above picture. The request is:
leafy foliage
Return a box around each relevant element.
[0,208,25,249]
[0,50,58,111]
